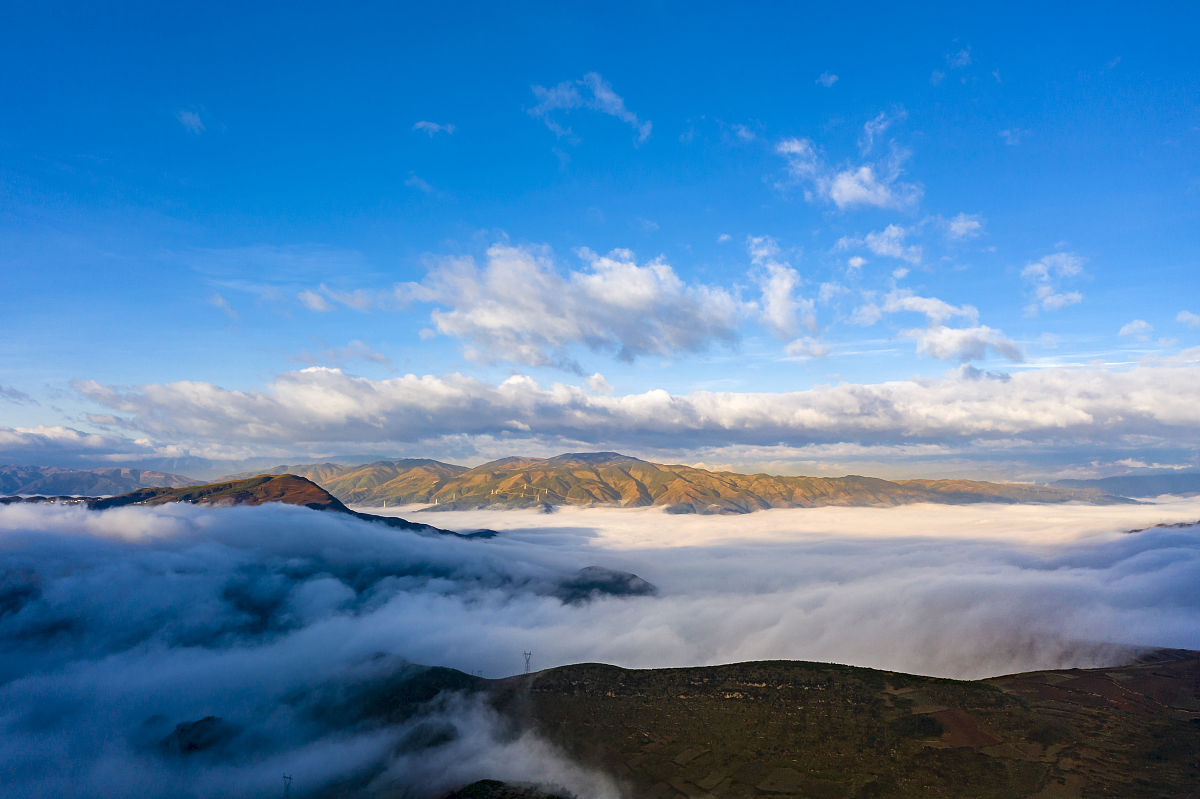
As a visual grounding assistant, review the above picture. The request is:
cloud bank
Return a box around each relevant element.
[72,360,1200,461]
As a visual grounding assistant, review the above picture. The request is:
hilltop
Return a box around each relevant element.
[290,649,1200,798]
[226,452,1130,514]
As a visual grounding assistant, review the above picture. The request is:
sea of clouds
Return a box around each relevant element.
[3,498,1200,797]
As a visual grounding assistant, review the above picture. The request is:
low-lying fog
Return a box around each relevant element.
[3,498,1200,798]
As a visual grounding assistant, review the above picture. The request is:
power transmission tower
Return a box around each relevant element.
[282,773,293,798]
[523,650,532,674]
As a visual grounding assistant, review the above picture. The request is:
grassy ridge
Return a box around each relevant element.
[234,452,1128,513]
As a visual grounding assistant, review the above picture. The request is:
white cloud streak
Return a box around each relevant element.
[529,72,651,142]
[413,120,455,136]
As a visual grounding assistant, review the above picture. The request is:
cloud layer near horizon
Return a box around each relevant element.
[59,359,1200,472]
[3,501,1200,796]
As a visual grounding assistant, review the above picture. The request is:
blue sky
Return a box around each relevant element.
[2,1,1199,478]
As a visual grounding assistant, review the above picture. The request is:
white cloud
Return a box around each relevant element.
[298,290,332,312]
[847,256,866,270]
[296,340,391,368]
[732,123,756,142]
[815,72,838,87]
[1022,252,1086,314]
[405,174,437,194]
[413,120,455,136]
[882,289,978,324]
[848,303,882,326]
[748,236,815,337]
[948,47,972,69]
[207,293,237,319]
[862,224,923,263]
[947,213,984,239]
[904,324,1023,362]
[775,137,922,211]
[400,243,740,368]
[1119,319,1153,341]
[176,110,205,134]
[77,361,1200,460]
[717,233,732,243]
[529,72,651,143]
[784,337,828,359]
[1177,310,1200,329]
[858,108,906,154]
[298,284,375,312]
[586,373,613,395]
[999,128,1029,146]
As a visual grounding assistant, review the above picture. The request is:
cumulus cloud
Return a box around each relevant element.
[903,324,1023,362]
[2,499,1199,796]
[1177,310,1200,329]
[0,425,160,465]
[176,110,205,134]
[747,236,815,338]
[529,72,651,142]
[882,289,978,324]
[775,135,922,211]
[1022,252,1085,314]
[848,289,977,330]
[413,120,455,136]
[946,212,984,239]
[1119,319,1153,341]
[839,224,923,264]
[815,72,838,87]
[400,243,741,368]
[74,361,1200,459]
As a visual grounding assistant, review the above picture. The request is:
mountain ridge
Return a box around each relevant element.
[219,452,1131,513]
[0,465,199,496]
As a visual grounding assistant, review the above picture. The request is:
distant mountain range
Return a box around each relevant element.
[222,452,1130,513]
[0,465,198,496]
[1053,472,1200,498]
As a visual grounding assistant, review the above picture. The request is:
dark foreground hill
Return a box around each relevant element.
[493,650,1200,798]
[225,452,1130,514]
[3,474,491,538]
[258,649,1200,798]
[438,650,1199,798]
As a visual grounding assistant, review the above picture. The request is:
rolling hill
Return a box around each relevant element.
[226,452,1130,513]
[289,649,1200,798]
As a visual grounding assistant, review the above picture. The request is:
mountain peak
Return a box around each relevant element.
[90,474,348,511]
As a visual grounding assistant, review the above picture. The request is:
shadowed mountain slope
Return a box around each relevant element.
[238,453,1131,514]
[478,649,1200,798]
